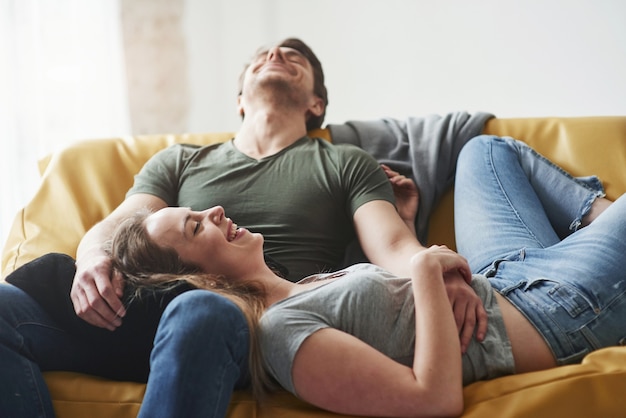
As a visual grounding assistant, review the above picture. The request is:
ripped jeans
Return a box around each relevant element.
[455,135,626,364]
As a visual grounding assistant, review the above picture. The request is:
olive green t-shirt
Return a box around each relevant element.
[128,136,395,281]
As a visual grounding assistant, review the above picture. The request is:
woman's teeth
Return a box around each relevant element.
[228,222,238,241]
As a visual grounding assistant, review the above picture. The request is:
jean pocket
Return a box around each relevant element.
[524,278,596,319]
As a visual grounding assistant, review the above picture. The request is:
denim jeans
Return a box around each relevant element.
[455,135,626,364]
[138,290,250,418]
[0,254,249,418]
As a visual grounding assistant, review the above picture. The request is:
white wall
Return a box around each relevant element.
[183,0,626,133]
[3,0,624,258]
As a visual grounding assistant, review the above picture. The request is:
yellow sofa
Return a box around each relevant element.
[2,116,626,417]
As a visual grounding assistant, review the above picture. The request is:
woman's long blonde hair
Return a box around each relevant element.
[106,208,275,399]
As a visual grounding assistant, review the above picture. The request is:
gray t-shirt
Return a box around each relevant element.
[260,264,515,395]
[128,137,394,281]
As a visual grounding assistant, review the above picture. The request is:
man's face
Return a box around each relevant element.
[241,45,316,99]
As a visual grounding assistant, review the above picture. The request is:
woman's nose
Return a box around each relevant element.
[204,206,224,224]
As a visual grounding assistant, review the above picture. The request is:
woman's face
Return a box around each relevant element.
[144,206,263,275]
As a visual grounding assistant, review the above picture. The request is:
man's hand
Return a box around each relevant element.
[443,271,488,353]
[381,164,419,235]
[72,193,167,330]
[71,252,126,331]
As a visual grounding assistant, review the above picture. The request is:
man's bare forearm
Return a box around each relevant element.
[76,219,116,262]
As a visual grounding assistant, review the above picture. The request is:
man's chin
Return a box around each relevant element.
[257,77,295,95]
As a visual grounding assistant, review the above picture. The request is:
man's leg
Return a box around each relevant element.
[454,135,605,273]
[138,290,250,418]
[3,253,164,382]
[0,283,88,417]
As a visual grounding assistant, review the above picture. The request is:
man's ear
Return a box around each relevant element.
[237,94,245,117]
[308,96,325,118]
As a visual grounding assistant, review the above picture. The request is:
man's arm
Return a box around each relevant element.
[353,200,423,277]
[72,193,168,330]
[353,200,487,351]
[381,164,419,236]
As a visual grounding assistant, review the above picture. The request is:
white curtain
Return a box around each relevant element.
[0,0,130,251]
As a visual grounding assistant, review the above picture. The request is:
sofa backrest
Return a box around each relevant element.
[427,116,626,247]
[2,118,625,278]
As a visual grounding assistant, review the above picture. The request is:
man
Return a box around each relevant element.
[2,38,489,417]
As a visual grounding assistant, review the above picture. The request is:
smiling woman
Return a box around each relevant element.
[142,206,261,275]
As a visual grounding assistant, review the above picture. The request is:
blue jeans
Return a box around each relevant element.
[138,290,250,418]
[455,135,626,364]
[0,254,249,418]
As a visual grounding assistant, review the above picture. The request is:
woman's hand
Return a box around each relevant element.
[411,245,472,284]
[411,246,486,352]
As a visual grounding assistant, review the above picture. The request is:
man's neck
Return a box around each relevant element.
[234,108,308,160]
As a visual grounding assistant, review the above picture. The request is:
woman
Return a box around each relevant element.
[108,135,625,418]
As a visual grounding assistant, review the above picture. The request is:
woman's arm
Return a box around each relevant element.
[354,200,487,351]
[291,247,467,418]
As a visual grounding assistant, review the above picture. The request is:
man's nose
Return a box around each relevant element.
[266,46,285,62]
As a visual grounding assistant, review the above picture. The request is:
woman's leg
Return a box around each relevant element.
[454,135,605,273]
[490,193,626,363]
[138,290,250,418]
